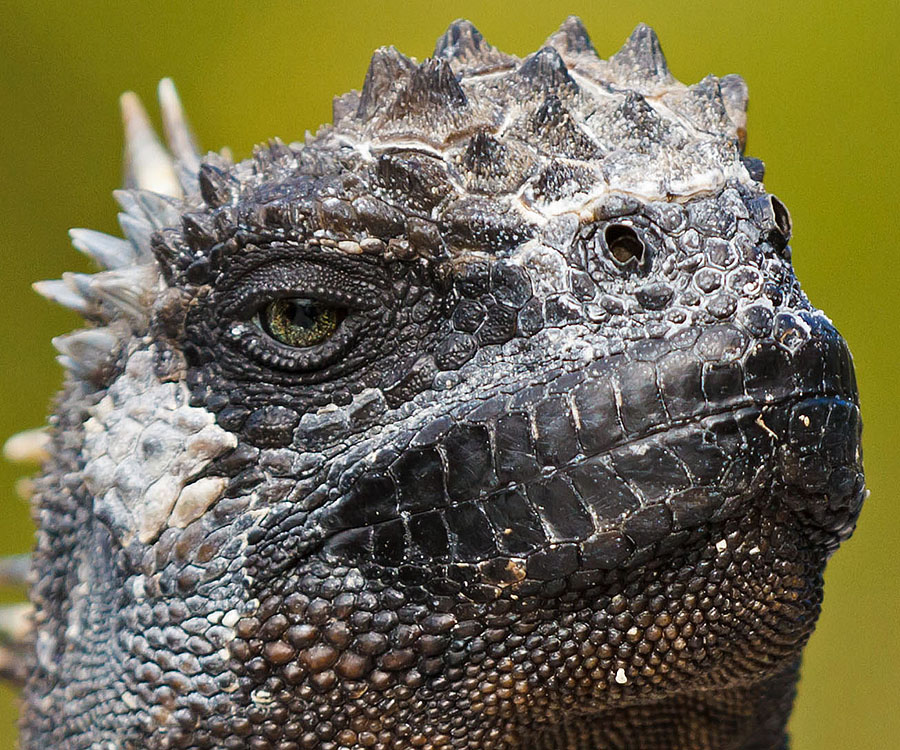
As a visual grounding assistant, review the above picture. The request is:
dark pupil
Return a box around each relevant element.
[284,299,319,329]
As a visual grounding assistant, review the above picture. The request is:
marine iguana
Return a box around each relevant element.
[2,17,865,749]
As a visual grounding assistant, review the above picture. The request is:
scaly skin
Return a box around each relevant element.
[19,18,864,750]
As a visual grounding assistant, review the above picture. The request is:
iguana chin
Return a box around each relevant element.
[2,17,865,750]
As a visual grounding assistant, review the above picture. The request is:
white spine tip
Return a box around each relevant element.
[120,91,182,197]
[158,78,201,173]
[3,428,50,465]
[32,279,91,315]
[0,603,32,642]
[69,228,137,270]
[52,328,118,376]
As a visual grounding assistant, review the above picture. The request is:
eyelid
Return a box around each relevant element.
[219,259,380,319]
[228,314,365,372]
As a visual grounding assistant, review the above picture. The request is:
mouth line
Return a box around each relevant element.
[565,386,857,471]
[311,386,858,552]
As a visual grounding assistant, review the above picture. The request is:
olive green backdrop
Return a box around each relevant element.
[1,1,897,747]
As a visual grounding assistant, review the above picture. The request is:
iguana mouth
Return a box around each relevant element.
[250,323,862,579]
[311,391,861,568]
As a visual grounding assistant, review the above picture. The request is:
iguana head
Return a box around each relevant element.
[17,18,864,749]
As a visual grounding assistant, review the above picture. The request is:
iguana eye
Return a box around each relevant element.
[258,297,345,348]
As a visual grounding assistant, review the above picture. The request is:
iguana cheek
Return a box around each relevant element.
[81,346,236,547]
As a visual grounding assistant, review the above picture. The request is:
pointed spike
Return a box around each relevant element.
[198,163,239,208]
[613,91,665,141]
[0,603,32,685]
[62,272,100,301]
[720,74,749,114]
[69,228,137,270]
[0,604,31,642]
[118,212,155,258]
[357,46,416,119]
[464,132,506,177]
[114,188,181,228]
[433,19,514,75]
[120,91,182,197]
[52,328,118,376]
[742,156,765,182]
[158,78,201,173]
[88,266,158,322]
[113,188,141,217]
[610,23,672,83]
[544,16,597,57]
[256,137,296,169]
[32,279,92,316]
[52,327,118,356]
[14,478,33,502]
[683,75,735,139]
[173,161,201,197]
[0,555,30,588]
[3,428,49,465]
[396,57,468,113]
[137,191,182,227]
[434,19,488,60]
[181,211,218,250]
[516,47,578,98]
[518,47,577,92]
[332,90,361,126]
[720,74,749,150]
[112,189,182,229]
[0,649,28,685]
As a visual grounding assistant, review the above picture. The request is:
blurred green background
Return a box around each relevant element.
[0,0,897,747]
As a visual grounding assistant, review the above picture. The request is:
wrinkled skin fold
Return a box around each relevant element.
[20,17,864,750]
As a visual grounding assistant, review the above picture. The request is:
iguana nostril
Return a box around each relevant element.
[603,224,644,267]
[604,223,645,266]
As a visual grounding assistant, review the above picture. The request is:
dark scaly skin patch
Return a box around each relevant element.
[21,18,864,750]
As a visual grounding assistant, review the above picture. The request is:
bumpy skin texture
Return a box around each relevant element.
[22,18,865,750]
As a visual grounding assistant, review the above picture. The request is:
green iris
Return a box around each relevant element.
[260,297,341,348]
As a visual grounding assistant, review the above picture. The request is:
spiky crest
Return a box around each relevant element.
[433,19,514,74]
[608,23,673,85]
[544,16,597,58]
[518,46,578,92]
[357,46,416,119]
[119,92,181,197]
[158,78,201,173]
